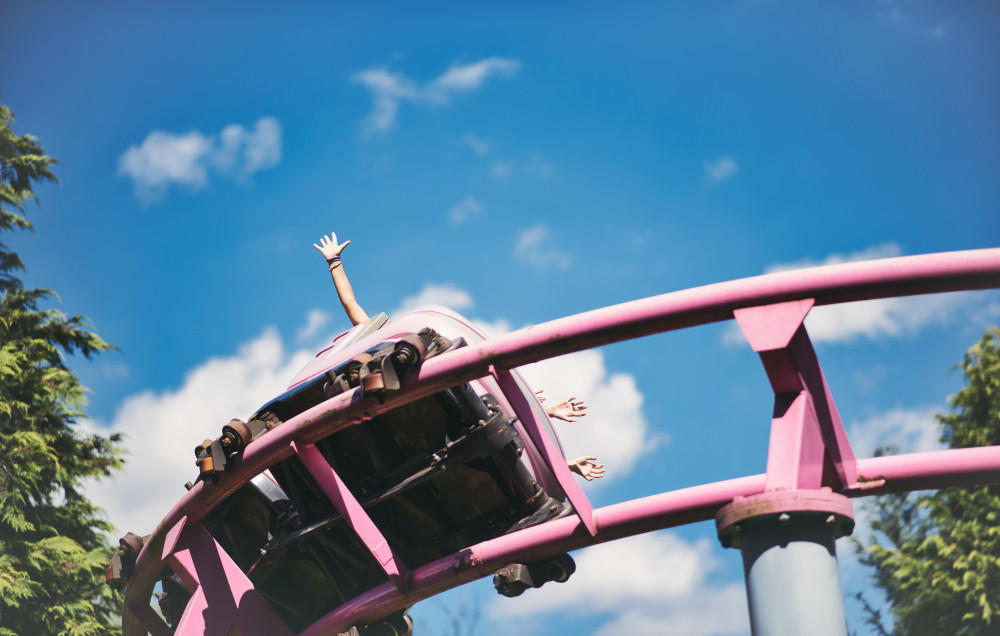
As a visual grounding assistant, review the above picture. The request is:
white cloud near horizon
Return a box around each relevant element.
[118,117,282,204]
[847,405,944,459]
[487,532,748,636]
[82,327,314,535]
[514,224,573,270]
[352,58,520,135]
[704,156,739,183]
[449,196,484,224]
[723,243,1000,345]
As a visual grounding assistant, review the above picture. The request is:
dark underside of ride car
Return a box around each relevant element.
[141,328,571,633]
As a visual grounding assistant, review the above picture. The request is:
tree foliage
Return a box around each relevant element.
[0,103,124,635]
[858,326,1000,636]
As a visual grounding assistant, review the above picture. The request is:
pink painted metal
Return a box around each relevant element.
[119,248,1000,636]
[734,299,858,491]
[492,367,597,535]
[167,525,294,636]
[292,441,410,592]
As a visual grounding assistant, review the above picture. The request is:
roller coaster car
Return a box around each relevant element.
[156,307,574,632]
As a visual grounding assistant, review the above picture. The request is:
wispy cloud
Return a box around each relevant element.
[296,308,332,344]
[118,117,282,204]
[390,283,474,318]
[514,224,573,270]
[723,244,1000,345]
[352,58,520,136]
[704,156,739,184]
[877,0,948,40]
[459,134,491,156]
[762,243,902,273]
[523,152,555,178]
[848,405,943,459]
[488,153,555,180]
[449,196,484,225]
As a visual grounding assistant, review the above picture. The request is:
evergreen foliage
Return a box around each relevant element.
[859,326,1000,636]
[0,103,124,635]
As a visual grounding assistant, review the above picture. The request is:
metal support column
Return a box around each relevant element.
[717,490,854,636]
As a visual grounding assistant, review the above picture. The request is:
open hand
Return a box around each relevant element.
[314,232,351,260]
[568,456,605,481]
[540,392,587,422]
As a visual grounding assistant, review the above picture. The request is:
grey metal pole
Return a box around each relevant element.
[717,491,854,636]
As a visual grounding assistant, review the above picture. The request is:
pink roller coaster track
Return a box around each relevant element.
[121,248,1000,636]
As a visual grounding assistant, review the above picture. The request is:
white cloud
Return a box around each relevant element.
[487,532,748,636]
[117,130,214,191]
[353,58,520,135]
[514,224,573,270]
[296,308,332,344]
[722,244,1000,344]
[391,283,474,318]
[467,320,653,481]
[492,161,511,177]
[459,134,491,156]
[351,69,420,135]
[449,196,484,225]
[425,58,520,99]
[520,351,653,479]
[118,117,283,204]
[848,405,943,459]
[704,156,739,183]
[83,327,314,535]
[217,117,283,177]
[762,243,902,274]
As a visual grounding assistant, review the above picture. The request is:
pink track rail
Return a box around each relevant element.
[122,248,1000,636]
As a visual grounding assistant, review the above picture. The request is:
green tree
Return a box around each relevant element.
[858,326,1000,636]
[0,103,124,635]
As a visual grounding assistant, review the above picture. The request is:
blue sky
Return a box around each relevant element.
[3,1,999,634]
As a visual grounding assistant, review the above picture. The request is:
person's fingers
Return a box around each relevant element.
[584,456,597,461]
[313,243,323,251]
[338,240,351,251]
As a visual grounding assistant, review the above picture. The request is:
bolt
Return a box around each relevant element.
[734,524,743,534]
[779,513,791,524]
[826,515,836,525]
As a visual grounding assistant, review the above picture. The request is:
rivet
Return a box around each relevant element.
[779,513,791,524]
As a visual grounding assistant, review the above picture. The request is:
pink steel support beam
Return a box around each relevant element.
[292,441,410,592]
[734,299,858,491]
[163,522,294,636]
[492,367,597,535]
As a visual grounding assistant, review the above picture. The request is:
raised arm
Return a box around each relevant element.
[314,232,369,326]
